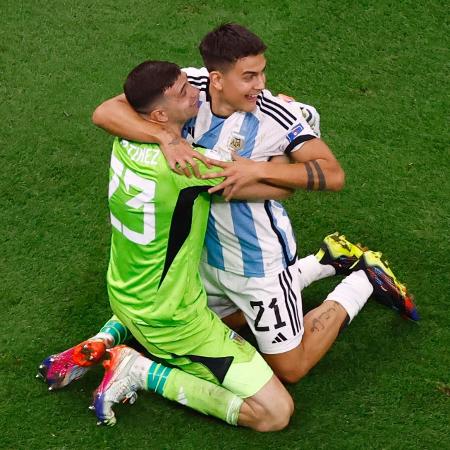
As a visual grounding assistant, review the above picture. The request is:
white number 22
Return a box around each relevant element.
[108,154,156,245]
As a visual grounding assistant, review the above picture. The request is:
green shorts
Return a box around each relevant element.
[112,305,273,398]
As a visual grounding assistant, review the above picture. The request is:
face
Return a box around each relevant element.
[162,72,200,123]
[214,53,266,114]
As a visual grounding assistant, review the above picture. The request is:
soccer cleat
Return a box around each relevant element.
[92,345,141,426]
[315,232,366,276]
[37,339,107,390]
[353,251,420,321]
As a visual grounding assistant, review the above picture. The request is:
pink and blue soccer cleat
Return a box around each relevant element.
[37,340,107,390]
[353,250,420,321]
[92,345,141,426]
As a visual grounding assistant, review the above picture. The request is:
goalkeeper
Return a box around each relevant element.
[39,60,294,431]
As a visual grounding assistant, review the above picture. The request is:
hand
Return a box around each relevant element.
[203,154,266,201]
[298,103,321,137]
[159,130,210,178]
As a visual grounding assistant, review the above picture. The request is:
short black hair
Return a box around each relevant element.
[124,60,181,113]
[199,23,267,72]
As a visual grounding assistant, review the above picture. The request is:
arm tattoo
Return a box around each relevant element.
[304,162,314,190]
[168,137,181,145]
[311,160,326,190]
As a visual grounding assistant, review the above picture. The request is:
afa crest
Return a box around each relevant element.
[227,132,245,153]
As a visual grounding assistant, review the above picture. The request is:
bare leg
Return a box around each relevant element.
[222,310,246,330]
[263,301,348,383]
[238,375,294,431]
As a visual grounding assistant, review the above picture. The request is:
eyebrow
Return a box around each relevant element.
[177,80,187,96]
[242,65,266,75]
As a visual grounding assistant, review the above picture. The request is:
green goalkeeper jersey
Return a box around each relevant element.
[106,138,225,327]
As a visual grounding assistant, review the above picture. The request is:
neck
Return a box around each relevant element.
[164,121,183,137]
[209,85,234,117]
[142,116,183,138]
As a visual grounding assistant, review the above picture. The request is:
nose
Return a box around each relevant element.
[255,73,266,90]
[189,85,199,100]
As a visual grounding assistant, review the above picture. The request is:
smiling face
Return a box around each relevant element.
[210,53,266,115]
[161,71,200,124]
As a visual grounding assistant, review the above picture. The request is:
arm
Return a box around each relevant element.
[222,154,293,201]
[262,138,345,191]
[175,152,293,201]
[92,94,169,142]
[204,139,345,198]
[92,94,208,177]
[228,183,294,201]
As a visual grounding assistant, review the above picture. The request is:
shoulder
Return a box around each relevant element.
[182,67,209,88]
[256,89,304,131]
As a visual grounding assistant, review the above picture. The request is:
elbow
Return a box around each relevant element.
[328,167,345,191]
[92,104,105,127]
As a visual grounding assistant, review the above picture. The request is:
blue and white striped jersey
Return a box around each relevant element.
[182,67,317,277]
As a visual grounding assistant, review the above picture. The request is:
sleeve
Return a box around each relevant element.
[173,147,228,190]
[259,90,317,156]
[182,67,210,83]
[283,117,317,155]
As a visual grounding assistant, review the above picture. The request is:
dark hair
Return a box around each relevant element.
[124,60,181,113]
[199,23,267,72]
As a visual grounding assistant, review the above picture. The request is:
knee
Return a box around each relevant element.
[251,394,294,432]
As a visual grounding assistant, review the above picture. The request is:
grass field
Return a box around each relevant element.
[1,0,449,448]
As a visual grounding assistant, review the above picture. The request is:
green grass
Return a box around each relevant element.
[1,0,449,448]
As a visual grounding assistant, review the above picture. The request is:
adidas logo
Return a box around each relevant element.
[272,332,287,344]
[177,387,188,405]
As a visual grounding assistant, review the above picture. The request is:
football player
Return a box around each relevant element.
[39,25,418,403]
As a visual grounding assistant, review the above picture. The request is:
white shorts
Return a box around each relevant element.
[200,260,304,354]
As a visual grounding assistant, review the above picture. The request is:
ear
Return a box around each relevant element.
[209,71,224,91]
[149,108,169,123]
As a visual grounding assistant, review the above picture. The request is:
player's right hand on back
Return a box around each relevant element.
[159,131,211,178]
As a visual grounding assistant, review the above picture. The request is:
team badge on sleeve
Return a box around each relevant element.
[287,124,304,142]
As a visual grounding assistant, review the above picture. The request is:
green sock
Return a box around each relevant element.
[133,358,243,425]
[161,368,243,425]
[93,316,130,347]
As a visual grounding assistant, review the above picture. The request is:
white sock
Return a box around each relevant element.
[298,254,336,290]
[90,332,115,348]
[130,355,152,390]
[324,270,373,322]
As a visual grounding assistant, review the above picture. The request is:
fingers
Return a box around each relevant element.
[202,170,227,180]
[192,152,212,169]
[208,179,232,195]
[172,155,205,178]
[170,161,184,175]
[205,157,231,169]
[277,93,295,103]
[173,161,192,178]
[223,185,237,202]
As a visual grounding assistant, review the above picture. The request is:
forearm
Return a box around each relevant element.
[258,159,344,192]
[258,139,345,192]
[232,182,294,200]
[92,94,170,143]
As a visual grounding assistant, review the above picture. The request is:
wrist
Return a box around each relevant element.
[256,162,271,182]
[154,128,177,146]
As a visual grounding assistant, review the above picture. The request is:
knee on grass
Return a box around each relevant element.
[246,392,294,432]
